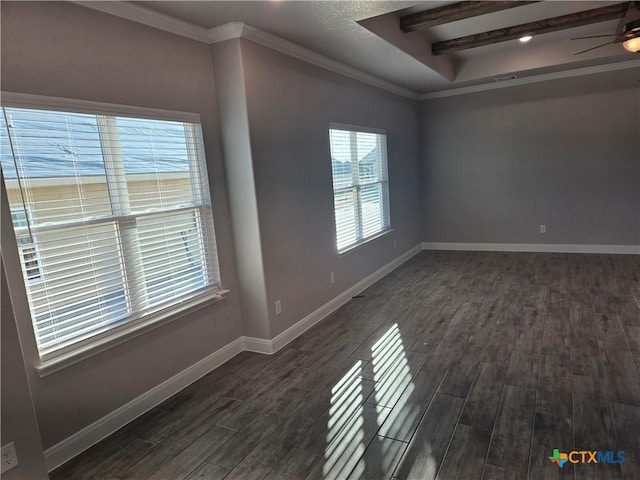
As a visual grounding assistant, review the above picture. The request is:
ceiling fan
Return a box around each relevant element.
[573,1,640,54]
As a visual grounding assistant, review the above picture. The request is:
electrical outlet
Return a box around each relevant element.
[539,224,546,233]
[275,300,282,315]
[1,442,18,474]
[330,272,335,284]
[393,239,397,249]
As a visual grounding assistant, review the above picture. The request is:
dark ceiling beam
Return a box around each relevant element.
[400,1,538,33]
[432,2,629,55]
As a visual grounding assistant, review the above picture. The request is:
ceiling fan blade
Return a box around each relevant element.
[571,34,617,40]
[574,40,616,55]
[572,2,632,42]
[616,1,634,33]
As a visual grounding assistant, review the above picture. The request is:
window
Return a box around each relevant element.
[329,126,390,252]
[1,105,220,360]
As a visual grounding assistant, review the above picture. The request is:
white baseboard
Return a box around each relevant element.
[44,337,244,472]
[244,243,423,355]
[242,335,274,354]
[44,244,422,472]
[422,242,640,255]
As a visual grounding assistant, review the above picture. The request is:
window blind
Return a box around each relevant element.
[1,106,220,359]
[329,128,390,252]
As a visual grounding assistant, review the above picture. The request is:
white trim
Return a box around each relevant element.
[208,22,244,43]
[73,1,212,43]
[245,244,423,355]
[242,336,274,355]
[43,337,244,472]
[1,92,201,123]
[421,242,640,255]
[418,60,640,100]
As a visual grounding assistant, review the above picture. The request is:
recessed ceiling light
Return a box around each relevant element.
[519,35,533,43]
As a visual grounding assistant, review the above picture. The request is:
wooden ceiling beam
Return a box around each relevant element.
[400,1,538,33]
[432,2,629,55]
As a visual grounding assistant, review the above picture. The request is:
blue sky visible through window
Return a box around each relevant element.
[0,108,191,178]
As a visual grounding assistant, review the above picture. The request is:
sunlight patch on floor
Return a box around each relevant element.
[372,324,414,407]
[323,323,416,479]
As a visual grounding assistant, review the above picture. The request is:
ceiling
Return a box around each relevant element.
[101,1,638,94]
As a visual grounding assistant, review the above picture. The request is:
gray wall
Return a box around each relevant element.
[420,69,640,246]
[1,260,49,480]
[241,40,421,336]
[1,1,244,449]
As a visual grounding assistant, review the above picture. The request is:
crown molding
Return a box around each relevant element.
[418,59,640,100]
[75,1,211,43]
[207,22,244,43]
[237,24,419,99]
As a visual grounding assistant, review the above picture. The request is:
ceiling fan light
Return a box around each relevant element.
[519,35,533,43]
[623,36,640,52]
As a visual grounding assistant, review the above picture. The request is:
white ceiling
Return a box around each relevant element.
[117,1,639,94]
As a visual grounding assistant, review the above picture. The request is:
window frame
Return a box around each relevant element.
[0,93,227,373]
[329,123,391,254]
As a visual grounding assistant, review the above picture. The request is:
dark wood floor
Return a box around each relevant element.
[51,251,640,480]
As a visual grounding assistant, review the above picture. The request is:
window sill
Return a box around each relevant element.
[35,289,230,378]
[337,228,394,258]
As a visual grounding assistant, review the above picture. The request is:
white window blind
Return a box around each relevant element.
[329,127,390,252]
[1,105,220,359]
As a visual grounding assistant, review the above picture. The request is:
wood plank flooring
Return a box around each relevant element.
[50,251,640,480]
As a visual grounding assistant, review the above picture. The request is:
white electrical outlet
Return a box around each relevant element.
[330,272,335,284]
[539,224,546,233]
[1,442,18,474]
[275,300,282,315]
